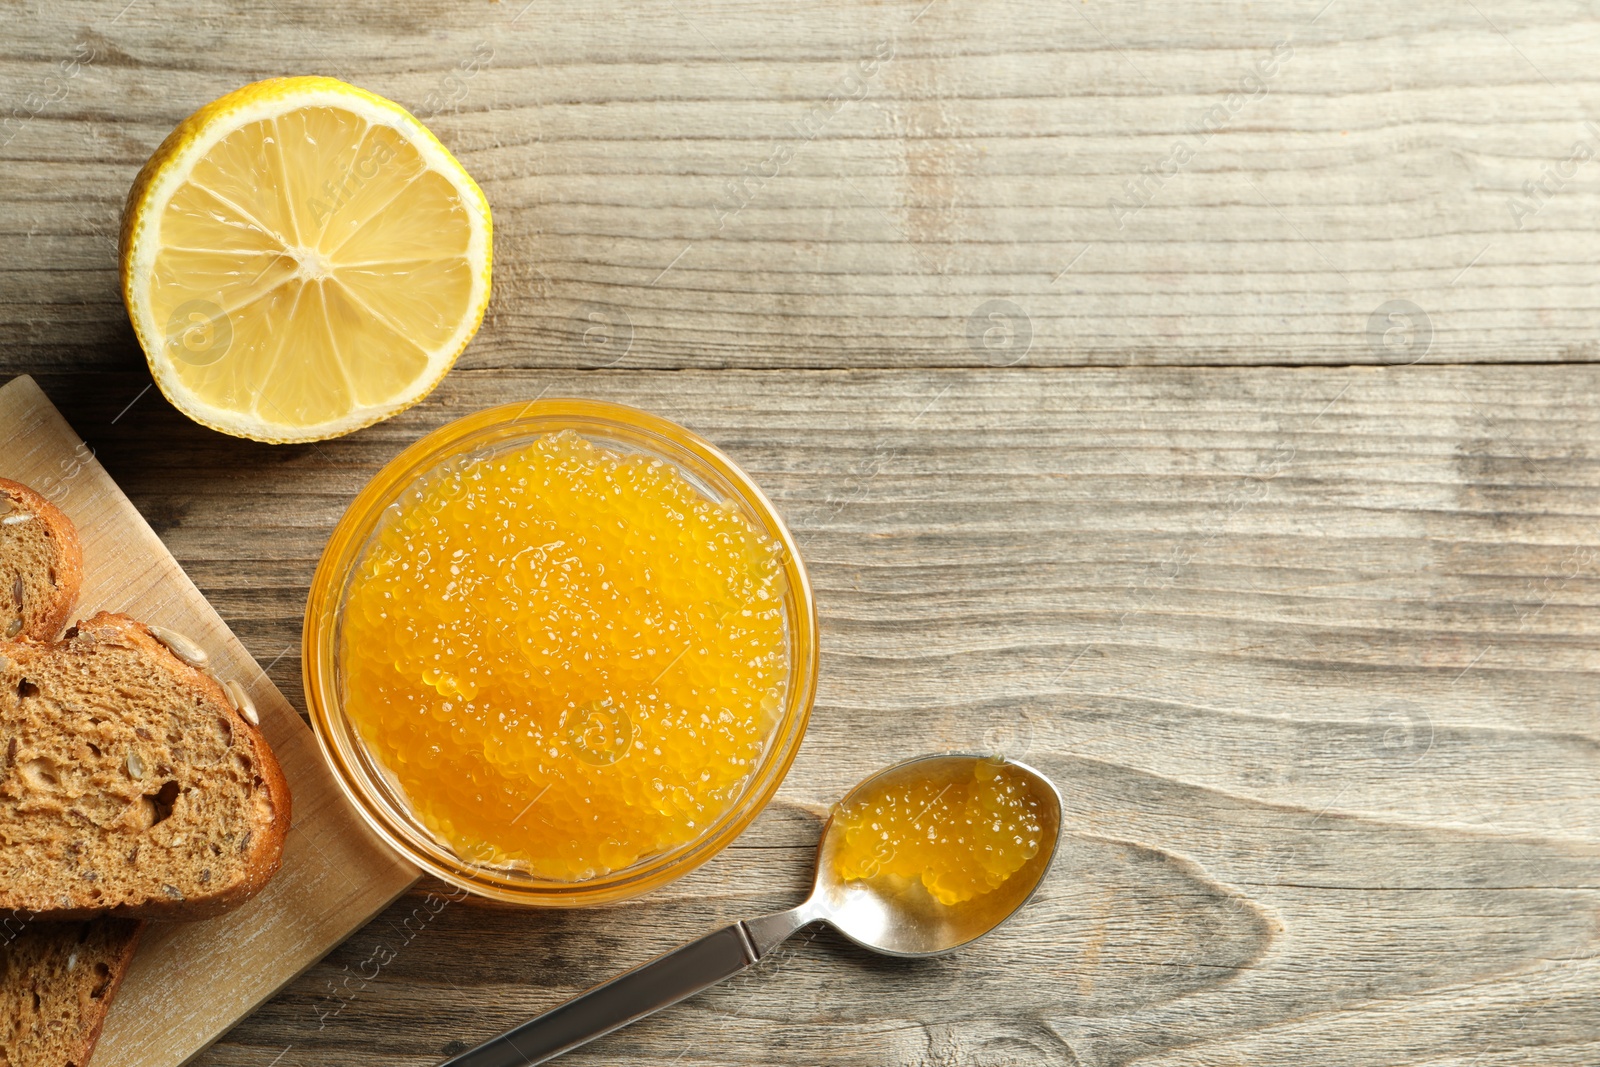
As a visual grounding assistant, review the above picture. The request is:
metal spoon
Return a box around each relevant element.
[438,753,1063,1067]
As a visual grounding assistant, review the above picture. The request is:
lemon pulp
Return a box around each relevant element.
[340,432,790,880]
[121,78,492,442]
[832,760,1045,906]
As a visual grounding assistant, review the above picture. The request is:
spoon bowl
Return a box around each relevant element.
[808,753,1063,957]
[442,753,1063,1067]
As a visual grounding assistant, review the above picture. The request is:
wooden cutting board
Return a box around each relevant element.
[0,375,421,1065]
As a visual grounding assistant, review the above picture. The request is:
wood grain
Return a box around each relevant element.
[6,1,1600,367]
[0,376,419,1067]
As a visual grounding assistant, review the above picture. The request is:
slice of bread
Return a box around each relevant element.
[0,479,82,643]
[0,613,291,920]
[0,917,142,1067]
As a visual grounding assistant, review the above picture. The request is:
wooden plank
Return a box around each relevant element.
[12,365,1591,1067]
[0,376,420,1067]
[5,1,1600,368]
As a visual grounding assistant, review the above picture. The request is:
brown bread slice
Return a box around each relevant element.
[0,917,142,1067]
[0,479,82,643]
[0,613,291,920]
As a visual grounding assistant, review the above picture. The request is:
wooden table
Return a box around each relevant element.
[4,1,1599,1064]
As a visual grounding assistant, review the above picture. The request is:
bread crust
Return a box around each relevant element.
[2,613,293,921]
[0,476,83,642]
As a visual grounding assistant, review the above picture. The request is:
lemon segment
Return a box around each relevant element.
[120,77,493,443]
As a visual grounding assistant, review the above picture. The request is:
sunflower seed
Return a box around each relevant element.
[1,514,34,526]
[224,680,259,726]
[4,619,20,639]
[126,750,145,780]
[10,577,21,609]
[146,625,209,669]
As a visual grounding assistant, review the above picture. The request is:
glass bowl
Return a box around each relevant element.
[304,399,818,906]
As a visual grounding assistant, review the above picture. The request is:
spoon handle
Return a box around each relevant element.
[436,921,763,1067]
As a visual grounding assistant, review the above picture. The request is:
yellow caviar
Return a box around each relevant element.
[341,431,790,880]
[832,760,1044,906]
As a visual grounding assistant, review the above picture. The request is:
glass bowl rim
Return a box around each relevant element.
[303,398,819,906]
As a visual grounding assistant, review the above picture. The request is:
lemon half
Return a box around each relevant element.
[120,77,493,443]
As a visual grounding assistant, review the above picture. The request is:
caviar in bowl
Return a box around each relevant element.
[305,400,817,906]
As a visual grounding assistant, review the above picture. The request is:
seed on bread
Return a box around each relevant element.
[145,623,209,669]
[224,679,260,726]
